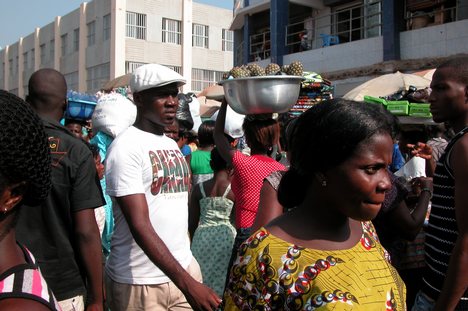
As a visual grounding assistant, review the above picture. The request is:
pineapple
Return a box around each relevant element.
[287,61,304,76]
[265,63,281,75]
[247,64,265,76]
[229,66,250,78]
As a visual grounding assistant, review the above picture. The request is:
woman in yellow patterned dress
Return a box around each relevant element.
[223,99,406,310]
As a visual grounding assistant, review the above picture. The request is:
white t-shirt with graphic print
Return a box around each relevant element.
[105,126,192,285]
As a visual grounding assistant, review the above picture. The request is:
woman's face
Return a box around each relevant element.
[323,133,393,221]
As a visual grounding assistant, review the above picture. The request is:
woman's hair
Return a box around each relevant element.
[242,117,280,155]
[197,120,215,147]
[210,147,229,172]
[0,90,51,207]
[278,99,394,209]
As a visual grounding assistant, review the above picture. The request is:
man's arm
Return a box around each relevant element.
[213,100,235,166]
[188,185,202,239]
[434,136,468,311]
[116,194,221,310]
[73,209,104,311]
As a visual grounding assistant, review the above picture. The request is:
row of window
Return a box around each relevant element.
[125,61,223,92]
[127,12,234,51]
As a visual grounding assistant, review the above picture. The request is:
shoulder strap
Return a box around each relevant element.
[222,183,232,198]
[443,127,468,177]
[199,182,206,198]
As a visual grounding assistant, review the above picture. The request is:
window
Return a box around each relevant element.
[162,18,181,44]
[15,56,19,74]
[30,48,35,68]
[87,21,96,46]
[86,63,110,92]
[125,61,146,74]
[73,28,80,51]
[64,71,79,91]
[222,29,234,51]
[50,39,55,61]
[103,14,111,41]
[23,52,28,69]
[40,44,46,64]
[191,68,224,92]
[61,34,68,55]
[126,11,146,39]
[333,2,364,43]
[192,24,209,48]
[8,59,13,76]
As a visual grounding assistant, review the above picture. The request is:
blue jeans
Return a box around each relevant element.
[412,291,435,311]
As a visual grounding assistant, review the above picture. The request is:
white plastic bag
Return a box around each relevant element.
[92,93,136,138]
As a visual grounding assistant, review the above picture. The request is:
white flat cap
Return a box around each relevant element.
[131,64,186,93]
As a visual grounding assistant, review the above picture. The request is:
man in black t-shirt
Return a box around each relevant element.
[16,68,105,311]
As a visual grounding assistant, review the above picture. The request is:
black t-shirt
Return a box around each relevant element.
[16,117,105,301]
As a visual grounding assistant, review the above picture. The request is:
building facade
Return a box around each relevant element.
[0,0,234,97]
[231,0,468,95]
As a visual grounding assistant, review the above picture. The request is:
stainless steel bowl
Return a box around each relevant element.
[219,76,303,115]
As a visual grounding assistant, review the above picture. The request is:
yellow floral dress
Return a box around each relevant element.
[223,222,406,310]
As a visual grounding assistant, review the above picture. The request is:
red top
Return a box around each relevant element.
[231,150,285,229]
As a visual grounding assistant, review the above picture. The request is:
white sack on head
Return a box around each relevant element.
[211,104,245,139]
[92,93,137,138]
[189,96,202,133]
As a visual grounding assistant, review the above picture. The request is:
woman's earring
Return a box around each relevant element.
[321,180,327,187]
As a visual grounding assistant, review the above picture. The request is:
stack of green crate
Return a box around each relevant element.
[409,103,432,117]
[386,100,409,116]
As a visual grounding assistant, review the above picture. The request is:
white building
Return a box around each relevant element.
[0,0,234,97]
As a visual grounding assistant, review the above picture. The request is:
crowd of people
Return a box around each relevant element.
[0,56,467,311]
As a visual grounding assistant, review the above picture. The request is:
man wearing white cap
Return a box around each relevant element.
[104,64,221,310]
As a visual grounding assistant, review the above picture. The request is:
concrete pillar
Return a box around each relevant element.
[18,38,24,98]
[382,0,402,61]
[78,2,87,92]
[242,14,250,65]
[54,16,61,70]
[111,0,126,79]
[182,0,193,93]
[270,0,288,65]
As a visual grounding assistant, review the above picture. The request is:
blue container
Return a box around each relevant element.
[65,99,96,121]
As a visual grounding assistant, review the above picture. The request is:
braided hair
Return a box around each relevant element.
[0,90,51,207]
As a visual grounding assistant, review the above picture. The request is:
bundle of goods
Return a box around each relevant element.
[66,91,98,121]
[289,72,334,117]
[219,61,304,115]
[364,86,431,118]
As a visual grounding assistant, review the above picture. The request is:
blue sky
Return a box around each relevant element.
[0,0,232,49]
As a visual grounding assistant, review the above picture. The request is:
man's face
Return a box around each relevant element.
[429,67,468,124]
[136,84,179,128]
[66,123,83,139]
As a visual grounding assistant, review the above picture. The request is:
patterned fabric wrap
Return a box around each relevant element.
[223,222,406,310]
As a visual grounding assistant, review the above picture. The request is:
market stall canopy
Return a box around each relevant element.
[343,71,431,101]
[102,73,132,91]
[413,68,435,81]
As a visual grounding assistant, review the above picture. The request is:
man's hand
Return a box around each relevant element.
[183,280,222,311]
[408,142,432,160]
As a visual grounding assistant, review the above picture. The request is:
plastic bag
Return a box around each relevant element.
[177,93,194,131]
[92,93,136,138]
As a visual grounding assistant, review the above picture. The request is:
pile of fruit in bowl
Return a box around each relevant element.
[219,61,305,115]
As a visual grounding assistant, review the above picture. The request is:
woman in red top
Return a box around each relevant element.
[214,100,285,284]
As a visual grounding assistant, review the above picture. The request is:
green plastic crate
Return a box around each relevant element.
[409,103,432,117]
[364,95,387,106]
[386,100,409,116]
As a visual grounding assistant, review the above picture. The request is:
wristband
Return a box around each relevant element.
[421,187,432,198]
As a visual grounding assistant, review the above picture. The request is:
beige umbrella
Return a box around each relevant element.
[413,68,436,81]
[343,71,431,101]
[102,73,132,91]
